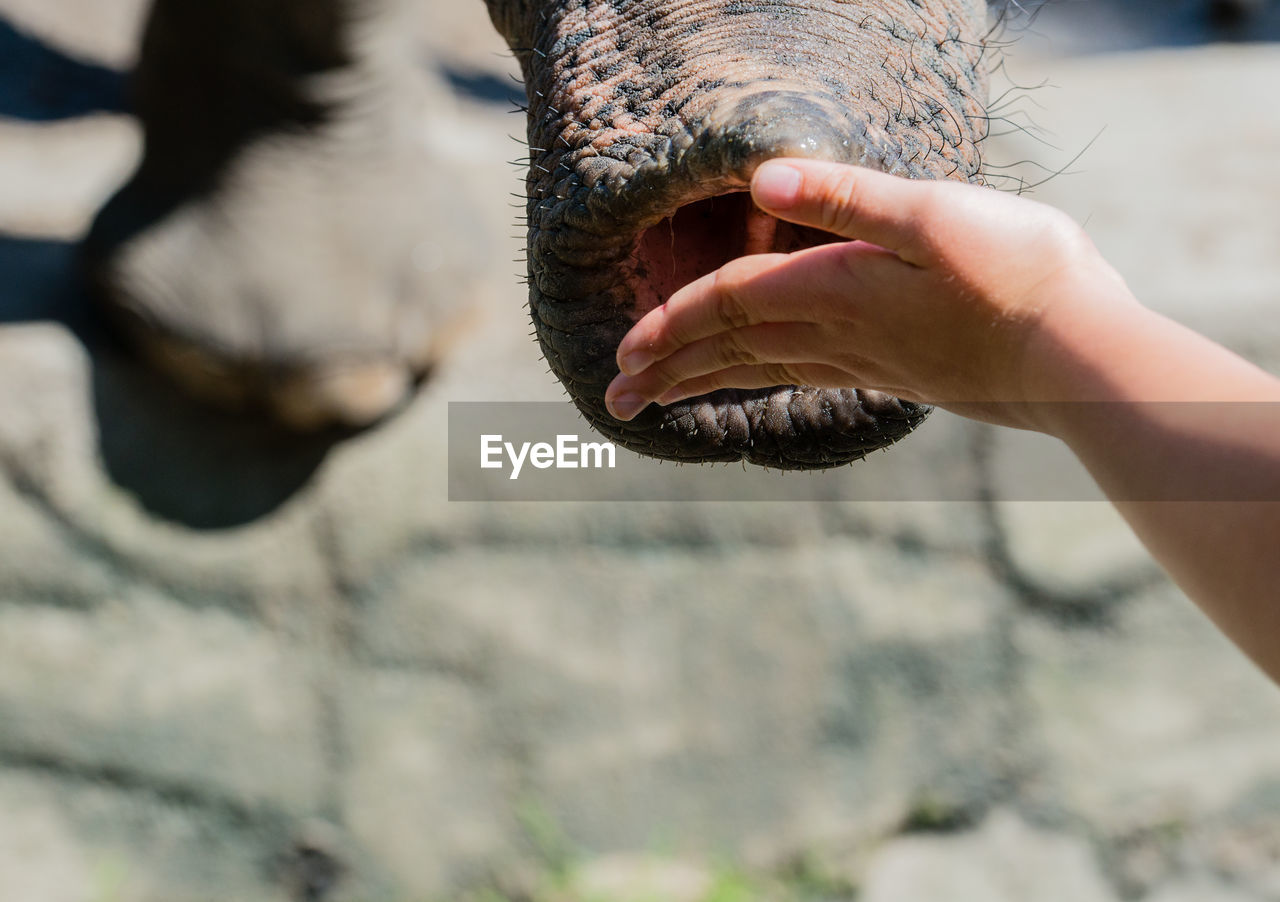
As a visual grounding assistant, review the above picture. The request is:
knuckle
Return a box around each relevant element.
[716,330,758,369]
[710,265,756,329]
[1054,217,1093,256]
[715,291,753,331]
[914,189,949,225]
[648,362,685,394]
[1033,209,1094,264]
[906,190,952,255]
[761,362,799,387]
[717,254,758,285]
[817,168,864,234]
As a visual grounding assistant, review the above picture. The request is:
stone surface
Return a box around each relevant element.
[0,590,329,814]
[351,541,1014,860]
[991,498,1159,599]
[561,855,715,902]
[860,810,1118,902]
[0,0,148,67]
[0,328,340,632]
[1200,815,1280,900]
[1142,879,1262,902]
[1,8,1279,901]
[0,772,291,902]
[1015,582,1280,831]
[340,671,516,899]
[0,777,98,902]
[822,499,991,557]
[0,474,120,607]
[0,117,139,239]
[0,324,101,511]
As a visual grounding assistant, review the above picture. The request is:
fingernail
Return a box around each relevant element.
[607,393,647,421]
[753,162,802,209]
[619,350,653,375]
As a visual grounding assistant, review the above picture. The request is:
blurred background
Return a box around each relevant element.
[2,1,1280,900]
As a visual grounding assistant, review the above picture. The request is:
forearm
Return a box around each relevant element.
[603,158,1280,680]
[1025,296,1280,678]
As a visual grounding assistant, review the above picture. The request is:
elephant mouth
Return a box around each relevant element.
[626,191,845,319]
[529,111,938,469]
[536,179,929,471]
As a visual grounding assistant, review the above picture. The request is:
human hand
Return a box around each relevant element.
[604,158,1136,430]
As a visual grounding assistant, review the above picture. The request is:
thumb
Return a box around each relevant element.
[751,159,937,262]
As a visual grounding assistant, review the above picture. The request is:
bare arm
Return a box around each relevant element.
[605,159,1280,680]
[1022,297,1280,675]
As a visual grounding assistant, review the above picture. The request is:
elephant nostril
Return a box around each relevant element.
[627,191,843,319]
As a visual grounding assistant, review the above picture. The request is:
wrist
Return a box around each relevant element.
[1011,271,1146,437]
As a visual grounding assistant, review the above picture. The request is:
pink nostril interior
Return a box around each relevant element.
[628,192,842,318]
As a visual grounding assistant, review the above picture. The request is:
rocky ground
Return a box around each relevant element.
[1,2,1279,901]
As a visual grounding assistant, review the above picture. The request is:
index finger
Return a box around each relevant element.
[615,240,902,376]
[751,159,942,265]
[616,252,790,376]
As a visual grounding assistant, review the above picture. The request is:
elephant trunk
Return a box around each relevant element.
[509,0,990,468]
